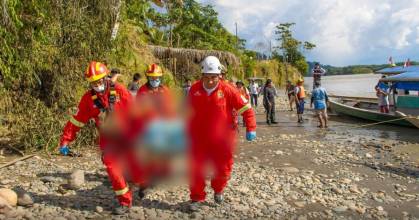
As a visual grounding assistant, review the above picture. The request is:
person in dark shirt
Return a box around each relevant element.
[312,63,326,89]
[127,73,141,96]
[263,79,277,125]
[285,80,295,111]
[183,78,192,97]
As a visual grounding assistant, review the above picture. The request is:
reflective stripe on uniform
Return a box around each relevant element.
[114,186,129,196]
[69,116,85,127]
[237,103,251,114]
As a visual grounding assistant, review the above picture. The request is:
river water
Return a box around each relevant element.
[304,73,381,98]
[303,73,418,142]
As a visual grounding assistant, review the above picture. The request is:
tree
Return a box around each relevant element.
[274,23,315,76]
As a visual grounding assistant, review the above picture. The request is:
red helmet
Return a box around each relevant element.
[146,63,163,77]
[85,61,109,82]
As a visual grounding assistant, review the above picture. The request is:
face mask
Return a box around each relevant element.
[149,79,161,88]
[93,84,105,92]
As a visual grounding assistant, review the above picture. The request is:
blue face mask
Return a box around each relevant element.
[149,79,161,88]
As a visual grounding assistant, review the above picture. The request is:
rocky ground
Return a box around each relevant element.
[0,95,418,220]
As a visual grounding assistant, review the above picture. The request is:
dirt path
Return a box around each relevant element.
[0,95,418,220]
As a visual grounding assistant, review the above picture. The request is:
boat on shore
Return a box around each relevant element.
[328,96,415,127]
[328,70,419,128]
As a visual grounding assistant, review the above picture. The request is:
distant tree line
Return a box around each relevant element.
[307,61,419,76]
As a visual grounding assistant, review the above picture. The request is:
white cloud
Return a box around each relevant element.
[199,0,419,65]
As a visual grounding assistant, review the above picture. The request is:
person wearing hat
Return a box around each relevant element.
[187,56,257,211]
[294,79,306,123]
[58,61,143,214]
[263,79,277,125]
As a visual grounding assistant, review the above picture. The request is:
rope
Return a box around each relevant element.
[332,116,410,129]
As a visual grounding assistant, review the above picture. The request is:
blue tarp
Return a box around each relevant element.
[380,71,419,91]
[383,71,419,82]
[394,82,419,91]
[376,65,419,74]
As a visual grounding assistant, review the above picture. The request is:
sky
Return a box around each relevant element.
[198,0,419,66]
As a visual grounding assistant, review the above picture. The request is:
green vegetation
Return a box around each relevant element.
[0,1,306,152]
[272,23,315,76]
[312,61,419,75]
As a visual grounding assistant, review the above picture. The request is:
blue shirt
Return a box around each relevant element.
[311,87,328,110]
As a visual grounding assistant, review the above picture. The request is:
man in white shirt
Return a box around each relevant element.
[249,80,259,107]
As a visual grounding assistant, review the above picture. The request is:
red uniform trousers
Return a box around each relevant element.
[189,129,236,201]
[99,136,146,206]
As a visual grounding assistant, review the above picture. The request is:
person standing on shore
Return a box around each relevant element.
[249,80,259,108]
[285,80,296,111]
[294,79,306,123]
[310,81,329,128]
[375,76,390,113]
[263,79,277,125]
[312,63,326,89]
[187,56,256,211]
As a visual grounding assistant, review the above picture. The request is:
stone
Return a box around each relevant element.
[17,192,33,206]
[280,167,299,173]
[365,153,373,159]
[0,189,17,206]
[68,170,85,189]
[349,185,361,194]
[340,178,351,184]
[294,201,305,208]
[355,207,366,214]
[332,187,343,194]
[0,197,12,214]
[144,208,157,219]
[40,176,58,183]
[129,212,145,219]
[333,206,348,212]
[0,180,11,185]
[275,150,284,155]
[237,186,250,194]
[95,206,103,213]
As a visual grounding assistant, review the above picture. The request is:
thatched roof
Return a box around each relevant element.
[146,45,240,67]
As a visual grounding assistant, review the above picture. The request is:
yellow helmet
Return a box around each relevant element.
[146,63,163,77]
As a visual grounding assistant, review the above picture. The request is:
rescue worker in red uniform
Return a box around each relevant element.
[133,64,176,192]
[58,61,142,215]
[187,56,257,211]
[136,63,175,117]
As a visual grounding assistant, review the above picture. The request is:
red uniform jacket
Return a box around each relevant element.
[187,81,256,143]
[60,82,132,146]
[136,84,175,118]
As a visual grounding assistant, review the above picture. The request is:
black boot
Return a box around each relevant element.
[138,187,147,200]
[214,193,224,204]
[188,201,202,212]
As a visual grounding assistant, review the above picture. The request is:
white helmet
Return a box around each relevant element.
[201,56,222,74]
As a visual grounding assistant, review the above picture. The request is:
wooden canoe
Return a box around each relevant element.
[329,97,416,127]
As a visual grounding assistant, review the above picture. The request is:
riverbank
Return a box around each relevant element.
[0,94,418,219]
